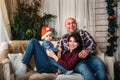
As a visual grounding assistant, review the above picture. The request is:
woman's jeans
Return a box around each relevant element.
[49,58,71,74]
[22,38,69,74]
[74,55,107,80]
[22,38,58,73]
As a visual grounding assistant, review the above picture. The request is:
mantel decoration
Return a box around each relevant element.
[105,0,118,56]
[10,0,56,40]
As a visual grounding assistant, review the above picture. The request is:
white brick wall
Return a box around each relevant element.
[95,0,108,52]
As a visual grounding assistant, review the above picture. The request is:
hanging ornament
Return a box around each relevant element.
[109,34,115,38]
[109,15,115,19]
[105,0,118,56]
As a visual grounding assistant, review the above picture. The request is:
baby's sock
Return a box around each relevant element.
[15,64,27,75]
[65,70,73,75]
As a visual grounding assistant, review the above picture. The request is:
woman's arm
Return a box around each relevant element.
[46,50,59,61]
[57,51,81,70]
[57,47,62,59]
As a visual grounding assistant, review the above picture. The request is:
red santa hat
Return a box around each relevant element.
[41,26,52,39]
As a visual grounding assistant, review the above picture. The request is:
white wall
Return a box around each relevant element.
[116,1,120,61]
[95,0,108,52]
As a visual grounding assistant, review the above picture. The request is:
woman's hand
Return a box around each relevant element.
[46,49,55,57]
[57,47,62,58]
[78,50,89,58]
[46,49,58,61]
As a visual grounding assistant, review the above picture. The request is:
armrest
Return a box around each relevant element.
[0,58,11,80]
[96,46,114,80]
[0,59,14,80]
[0,42,9,61]
[105,56,115,80]
[0,42,14,80]
[0,62,4,80]
[1,58,10,65]
[96,46,105,63]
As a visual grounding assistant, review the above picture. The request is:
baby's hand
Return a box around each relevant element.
[58,47,62,52]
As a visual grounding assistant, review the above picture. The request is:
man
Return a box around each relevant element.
[56,17,107,80]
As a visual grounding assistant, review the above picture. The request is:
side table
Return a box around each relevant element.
[114,61,120,80]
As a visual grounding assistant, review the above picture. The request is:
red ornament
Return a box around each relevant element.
[109,15,115,19]
[109,34,115,38]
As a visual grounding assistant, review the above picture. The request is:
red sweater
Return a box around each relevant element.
[58,50,81,70]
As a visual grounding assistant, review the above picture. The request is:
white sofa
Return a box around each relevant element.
[0,41,115,80]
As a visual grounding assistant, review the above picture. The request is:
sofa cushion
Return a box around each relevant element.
[15,70,37,80]
[8,53,23,74]
[56,73,83,80]
[9,41,29,53]
[29,73,57,80]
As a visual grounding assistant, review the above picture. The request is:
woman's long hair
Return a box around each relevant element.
[68,32,83,52]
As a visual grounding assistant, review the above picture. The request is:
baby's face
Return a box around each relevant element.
[45,33,53,41]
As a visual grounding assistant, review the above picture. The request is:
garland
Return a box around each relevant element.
[105,0,118,56]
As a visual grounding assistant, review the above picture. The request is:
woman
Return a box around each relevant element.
[16,32,83,75]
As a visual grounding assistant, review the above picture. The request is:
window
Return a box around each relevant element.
[42,0,95,37]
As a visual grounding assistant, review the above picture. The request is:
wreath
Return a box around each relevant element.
[105,0,118,56]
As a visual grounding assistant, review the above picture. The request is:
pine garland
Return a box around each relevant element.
[105,0,118,56]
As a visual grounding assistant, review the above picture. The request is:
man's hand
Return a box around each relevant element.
[78,50,89,58]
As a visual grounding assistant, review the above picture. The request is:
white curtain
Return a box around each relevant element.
[42,0,60,36]
[87,0,96,38]
[35,0,95,37]
[0,0,12,43]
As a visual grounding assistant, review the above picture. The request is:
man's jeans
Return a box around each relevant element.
[22,38,58,73]
[74,55,107,80]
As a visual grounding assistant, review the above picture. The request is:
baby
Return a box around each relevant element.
[41,26,58,53]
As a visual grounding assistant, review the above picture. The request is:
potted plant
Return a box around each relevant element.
[10,0,56,40]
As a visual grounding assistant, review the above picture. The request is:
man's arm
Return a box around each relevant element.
[56,34,69,53]
[79,30,96,54]
[56,38,63,49]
